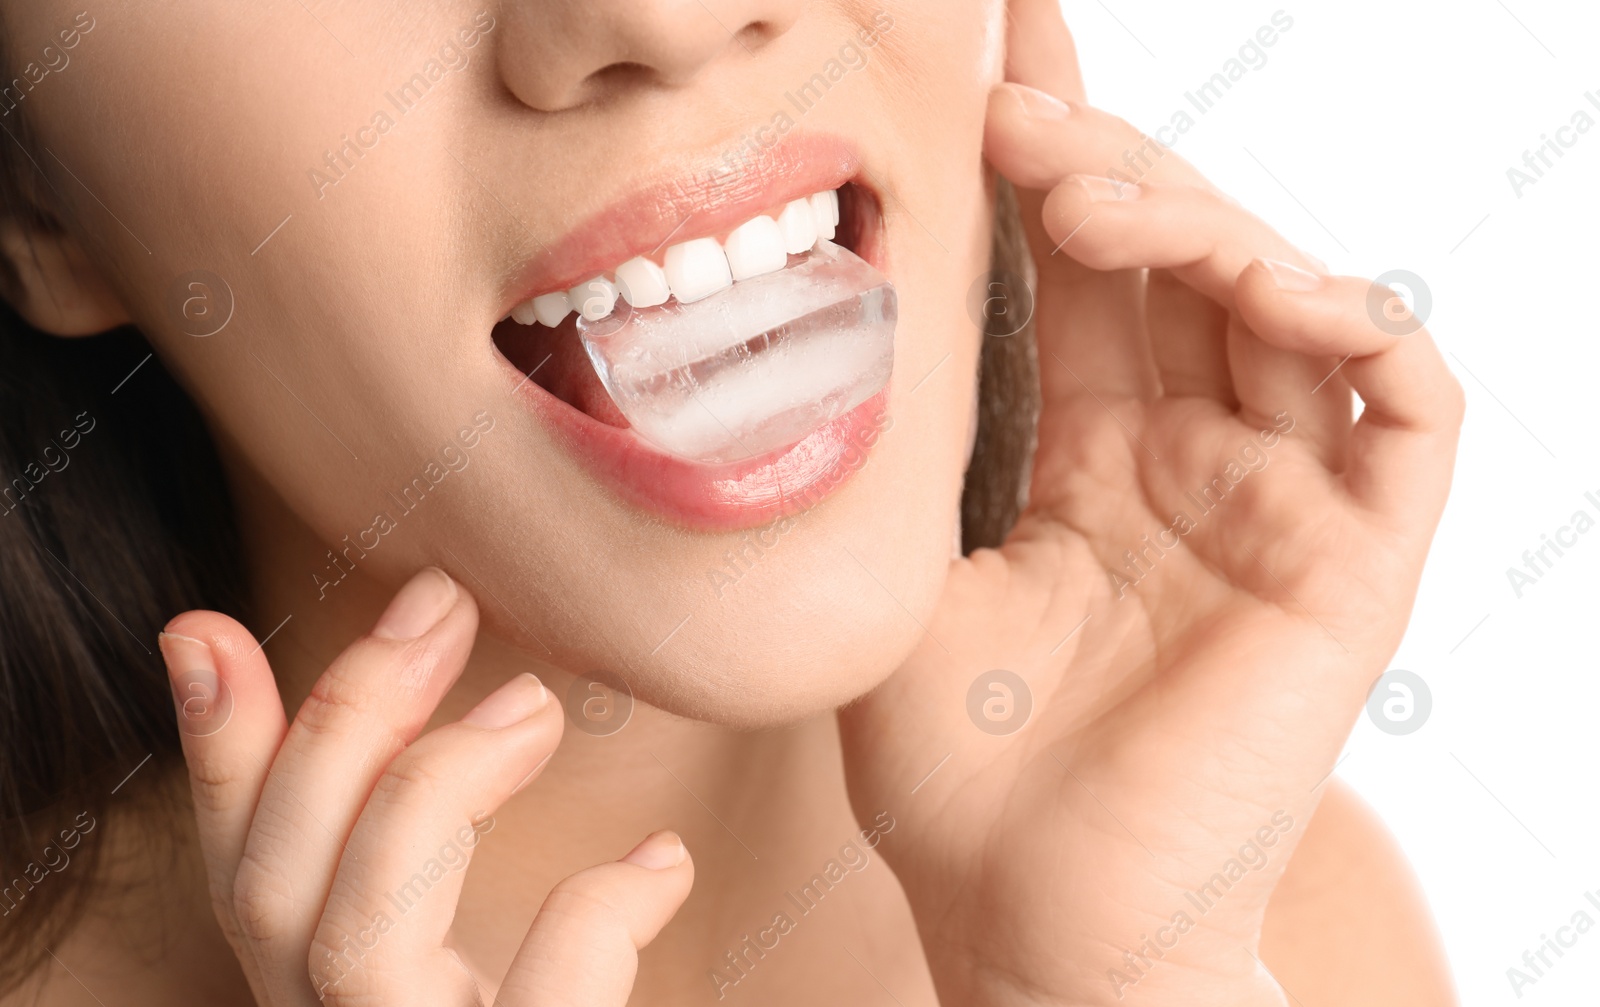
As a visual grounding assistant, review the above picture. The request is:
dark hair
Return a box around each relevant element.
[961,178,1041,551]
[0,126,1034,992]
[0,107,246,986]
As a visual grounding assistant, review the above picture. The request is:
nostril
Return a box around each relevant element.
[577,61,658,103]
[495,2,804,114]
[733,20,781,50]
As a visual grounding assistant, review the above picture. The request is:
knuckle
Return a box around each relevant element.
[295,686,410,762]
[231,851,302,946]
[307,930,383,1005]
[183,753,248,814]
[295,662,377,738]
[372,748,449,805]
[209,886,253,952]
[182,748,240,790]
[293,654,422,757]
[541,874,628,933]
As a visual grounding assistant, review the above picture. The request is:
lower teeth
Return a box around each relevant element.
[575,240,896,464]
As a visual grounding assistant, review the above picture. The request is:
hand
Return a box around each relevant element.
[159,567,693,1006]
[838,3,1464,1005]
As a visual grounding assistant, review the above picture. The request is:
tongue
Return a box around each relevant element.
[494,318,630,427]
[535,334,630,427]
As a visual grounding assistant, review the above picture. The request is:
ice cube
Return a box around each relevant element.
[576,240,896,464]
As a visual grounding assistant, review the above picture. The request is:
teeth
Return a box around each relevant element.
[723,216,788,282]
[664,237,733,304]
[510,300,540,326]
[531,292,572,327]
[512,189,844,326]
[569,276,618,322]
[778,198,818,255]
[615,256,670,308]
[811,191,838,241]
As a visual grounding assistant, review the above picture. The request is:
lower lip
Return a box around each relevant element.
[512,377,890,530]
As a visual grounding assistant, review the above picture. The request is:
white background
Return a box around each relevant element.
[1061,1,1599,1002]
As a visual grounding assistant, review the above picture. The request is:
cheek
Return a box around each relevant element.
[976,0,1010,84]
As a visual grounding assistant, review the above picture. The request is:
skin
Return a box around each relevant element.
[0,0,1459,1004]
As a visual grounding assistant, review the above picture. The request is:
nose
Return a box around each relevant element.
[497,0,808,112]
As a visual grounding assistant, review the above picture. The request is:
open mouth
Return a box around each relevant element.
[491,180,892,465]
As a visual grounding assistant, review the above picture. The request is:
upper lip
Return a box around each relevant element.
[499,133,863,314]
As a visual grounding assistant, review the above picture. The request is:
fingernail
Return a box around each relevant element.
[159,630,215,693]
[1078,175,1140,202]
[159,632,228,735]
[623,830,687,870]
[373,567,457,641]
[463,673,548,730]
[1260,258,1323,291]
[1004,83,1073,122]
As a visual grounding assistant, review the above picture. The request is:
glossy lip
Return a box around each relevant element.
[493,132,893,531]
[515,382,891,530]
[500,133,865,312]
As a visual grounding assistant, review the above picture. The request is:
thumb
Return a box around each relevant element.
[159,611,289,891]
[158,610,288,1003]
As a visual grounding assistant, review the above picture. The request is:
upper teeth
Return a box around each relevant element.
[511,189,842,328]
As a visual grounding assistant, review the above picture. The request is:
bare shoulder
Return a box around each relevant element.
[1260,779,1458,1006]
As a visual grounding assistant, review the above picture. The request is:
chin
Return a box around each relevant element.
[458,472,958,732]
[612,584,939,732]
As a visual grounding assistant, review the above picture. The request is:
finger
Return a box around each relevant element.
[310,673,562,1002]
[233,568,479,999]
[498,832,695,1007]
[989,87,1160,399]
[1235,262,1465,524]
[985,86,1334,425]
[986,84,1216,195]
[159,614,290,998]
[1038,175,1305,307]
[1037,177,1351,460]
[1003,0,1086,102]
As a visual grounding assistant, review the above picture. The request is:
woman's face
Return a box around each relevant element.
[9,0,1003,726]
